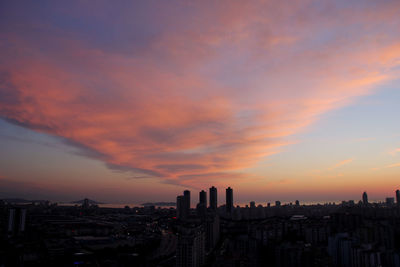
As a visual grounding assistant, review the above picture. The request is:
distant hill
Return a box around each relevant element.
[70,199,103,205]
[141,202,176,206]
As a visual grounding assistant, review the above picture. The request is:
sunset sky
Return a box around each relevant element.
[1,0,400,204]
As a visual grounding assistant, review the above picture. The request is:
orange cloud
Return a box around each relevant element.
[329,159,354,170]
[386,163,400,168]
[1,1,400,188]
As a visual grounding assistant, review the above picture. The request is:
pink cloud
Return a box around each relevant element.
[1,1,400,188]
[329,159,354,170]
[388,148,400,156]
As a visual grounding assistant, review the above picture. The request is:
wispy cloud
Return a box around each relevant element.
[388,148,400,156]
[386,163,400,168]
[329,159,354,170]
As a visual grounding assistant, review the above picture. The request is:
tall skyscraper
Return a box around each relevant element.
[362,192,368,205]
[226,187,233,213]
[196,189,207,218]
[177,195,185,219]
[396,189,400,205]
[184,190,191,217]
[199,190,207,207]
[209,186,217,210]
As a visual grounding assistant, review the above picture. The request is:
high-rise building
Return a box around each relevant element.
[177,195,185,220]
[362,192,368,205]
[386,197,395,206]
[396,189,400,205]
[275,200,281,207]
[209,186,217,210]
[295,200,300,206]
[199,190,207,207]
[226,187,233,213]
[83,198,90,209]
[176,226,205,267]
[184,190,191,216]
[250,201,256,219]
[196,203,207,218]
[7,208,26,237]
[205,214,220,252]
[257,204,265,219]
[233,206,242,220]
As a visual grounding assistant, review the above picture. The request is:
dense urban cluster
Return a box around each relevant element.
[1,189,400,267]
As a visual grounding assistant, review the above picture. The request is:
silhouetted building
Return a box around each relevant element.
[176,226,205,267]
[250,201,256,219]
[257,204,265,219]
[362,192,368,205]
[83,198,90,209]
[226,187,233,214]
[199,190,207,207]
[275,200,281,207]
[328,233,352,267]
[396,189,400,205]
[196,203,207,218]
[295,200,300,206]
[232,206,242,220]
[184,190,191,217]
[386,197,395,206]
[177,195,185,219]
[205,214,220,252]
[209,186,217,210]
[7,207,26,237]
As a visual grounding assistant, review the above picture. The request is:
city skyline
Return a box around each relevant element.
[177,187,400,209]
[1,1,400,204]
[3,185,400,207]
